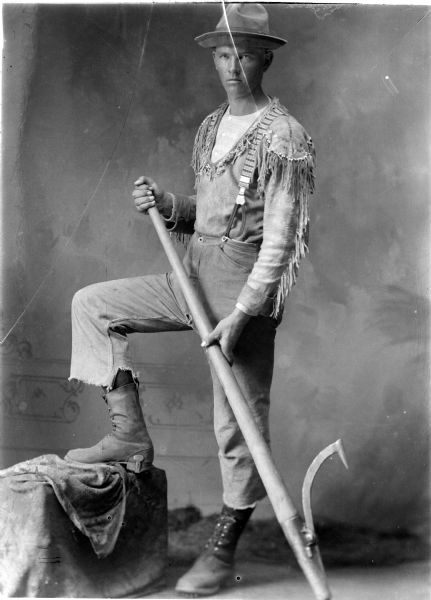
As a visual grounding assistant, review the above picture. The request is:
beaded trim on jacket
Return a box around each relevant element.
[191,97,315,319]
[192,100,263,181]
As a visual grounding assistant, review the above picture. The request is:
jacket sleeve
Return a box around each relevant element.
[163,192,196,235]
[236,116,315,319]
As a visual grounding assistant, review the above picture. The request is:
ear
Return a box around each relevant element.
[263,50,274,72]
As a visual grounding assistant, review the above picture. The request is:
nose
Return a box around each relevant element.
[227,56,240,75]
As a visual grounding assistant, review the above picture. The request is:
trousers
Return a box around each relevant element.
[69,233,277,508]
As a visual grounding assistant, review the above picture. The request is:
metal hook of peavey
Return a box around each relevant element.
[301,439,349,557]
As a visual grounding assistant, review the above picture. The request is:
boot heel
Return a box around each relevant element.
[125,454,153,473]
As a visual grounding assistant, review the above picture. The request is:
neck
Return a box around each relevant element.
[227,86,269,116]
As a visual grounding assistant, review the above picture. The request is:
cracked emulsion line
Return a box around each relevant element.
[1,5,154,347]
[221,0,259,115]
[370,8,430,75]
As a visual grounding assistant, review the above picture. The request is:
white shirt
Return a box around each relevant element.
[211,105,267,163]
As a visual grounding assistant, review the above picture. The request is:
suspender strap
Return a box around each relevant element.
[223,204,241,240]
[223,104,285,239]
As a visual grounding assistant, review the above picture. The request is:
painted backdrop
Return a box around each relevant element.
[2,3,429,538]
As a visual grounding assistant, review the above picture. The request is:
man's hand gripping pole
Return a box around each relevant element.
[148,205,347,600]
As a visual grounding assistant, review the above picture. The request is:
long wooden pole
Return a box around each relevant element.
[149,207,331,600]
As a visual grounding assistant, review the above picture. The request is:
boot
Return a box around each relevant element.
[64,382,154,470]
[175,504,254,597]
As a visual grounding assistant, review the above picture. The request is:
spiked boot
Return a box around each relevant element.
[175,504,254,597]
[65,382,154,471]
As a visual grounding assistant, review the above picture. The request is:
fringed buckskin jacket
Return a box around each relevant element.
[166,97,315,320]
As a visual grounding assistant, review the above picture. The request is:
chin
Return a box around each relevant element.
[224,83,247,94]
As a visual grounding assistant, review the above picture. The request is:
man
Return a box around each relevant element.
[66,3,315,596]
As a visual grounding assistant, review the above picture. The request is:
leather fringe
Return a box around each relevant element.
[169,231,192,246]
[257,140,315,320]
[191,109,221,177]
[191,103,262,183]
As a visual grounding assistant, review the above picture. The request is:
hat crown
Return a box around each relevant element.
[194,3,286,49]
[216,3,270,35]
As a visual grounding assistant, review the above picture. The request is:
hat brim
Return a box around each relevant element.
[195,30,287,50]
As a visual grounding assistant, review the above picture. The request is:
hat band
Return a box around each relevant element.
[195,30,287,49]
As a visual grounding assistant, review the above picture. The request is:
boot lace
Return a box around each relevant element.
[203,513,240,558]
[104,397,118,432]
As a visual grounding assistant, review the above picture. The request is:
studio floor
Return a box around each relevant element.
[150,560,430,600]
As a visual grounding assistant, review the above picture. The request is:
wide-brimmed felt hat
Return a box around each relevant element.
[195,3,286,50]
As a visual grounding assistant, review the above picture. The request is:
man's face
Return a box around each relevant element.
[212,44,270,98]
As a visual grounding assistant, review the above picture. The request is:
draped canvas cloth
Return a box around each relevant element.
[0,454,128,558]
[0,455,167,597]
